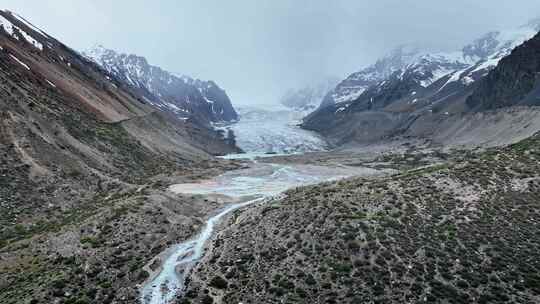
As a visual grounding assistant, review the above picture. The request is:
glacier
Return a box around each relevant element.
[218,106,328,154]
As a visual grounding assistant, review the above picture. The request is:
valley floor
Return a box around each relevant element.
[138,142,460,303]
[3,112,540,304]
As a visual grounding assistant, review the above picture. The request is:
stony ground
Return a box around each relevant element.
[183,135,540,304]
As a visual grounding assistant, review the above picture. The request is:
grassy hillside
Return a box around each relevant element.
[184,135,540,304]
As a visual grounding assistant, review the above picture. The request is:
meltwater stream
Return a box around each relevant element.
[141,161,379,304]
[140,197,265,304]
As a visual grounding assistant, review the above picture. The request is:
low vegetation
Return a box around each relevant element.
[184,134,540,304]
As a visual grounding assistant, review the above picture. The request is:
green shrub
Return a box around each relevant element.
[209,276,228,289]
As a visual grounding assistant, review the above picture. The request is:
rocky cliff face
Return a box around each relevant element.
[303,20,540,147]
[467,32,540,110]
[83,45,238,125]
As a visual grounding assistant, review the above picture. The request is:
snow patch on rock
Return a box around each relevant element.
[0,14,43,50]
[9,54,30,70]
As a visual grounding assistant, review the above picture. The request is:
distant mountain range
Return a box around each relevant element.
[303,19,540,148]
[321,20,540,107]
[83,45,238,125]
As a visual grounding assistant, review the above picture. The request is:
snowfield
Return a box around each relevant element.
[0,13,44,50]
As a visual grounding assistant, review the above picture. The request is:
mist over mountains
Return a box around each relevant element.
[5,0,540,106]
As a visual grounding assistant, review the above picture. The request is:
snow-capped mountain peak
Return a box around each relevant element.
[371,45,422,77]
[321,45,465,107]
[83,45,238,124]
[322,18,540,108]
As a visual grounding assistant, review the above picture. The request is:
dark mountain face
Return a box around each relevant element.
[467,32,540,110]
[83,45,238,125]
[303,21,540,148]
[195,79,239,122]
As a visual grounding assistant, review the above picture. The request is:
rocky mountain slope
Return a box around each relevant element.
[184,133,540,304]
[304,20,540,148]
[0,10,240,304]
[84,45,238,125]
[467,30,540,110]
[319,45,451,107]
[322,21,540,107]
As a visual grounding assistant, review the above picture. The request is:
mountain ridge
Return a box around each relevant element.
[319,19,540,109]
[302,19,540,149]
[83,45,238,125]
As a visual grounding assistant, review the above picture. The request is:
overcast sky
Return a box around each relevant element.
[4,0,540,106]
